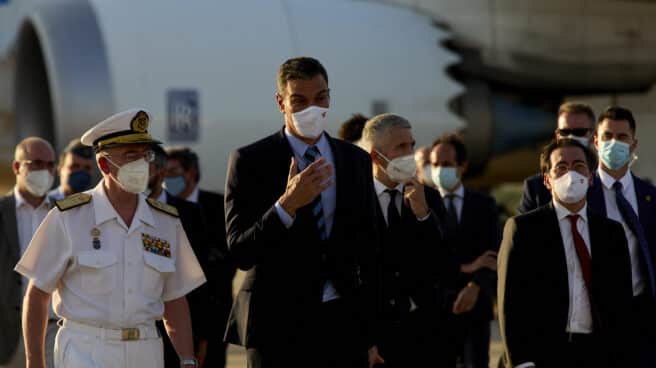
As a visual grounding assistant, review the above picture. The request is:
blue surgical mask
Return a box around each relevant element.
[432,166,459,190]
[66,170,92,193]
[599,140,631,170]
[163,176,187,197]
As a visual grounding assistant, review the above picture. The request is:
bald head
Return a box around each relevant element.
[14,137,55,162]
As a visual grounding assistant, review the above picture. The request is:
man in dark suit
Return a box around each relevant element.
[359,113,456,367]
[147,145,211,368]
[429,133,500,368]
[498,139,633,368]
[0,137,56,368]
[165,147,233,368]
[586,107,656,367]
[519,102,597,213]
[224,57,382,368]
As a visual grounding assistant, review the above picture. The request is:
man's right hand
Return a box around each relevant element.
[461,250,498,273]
[278,156,334,217]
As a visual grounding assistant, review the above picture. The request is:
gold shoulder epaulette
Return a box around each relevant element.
[146,198,179,217]
[55,193,92,212]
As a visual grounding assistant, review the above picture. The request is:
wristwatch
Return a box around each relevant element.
[180,358,198,367]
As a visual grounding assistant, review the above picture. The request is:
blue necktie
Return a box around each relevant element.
[613,181,656,297]
[304,146,328,241]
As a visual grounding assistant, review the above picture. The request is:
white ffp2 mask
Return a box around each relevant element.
[552,171,589,204]
[291,106,329,139]
[23,169,54,197]
[376,150,416,183]
[105,157,150,194]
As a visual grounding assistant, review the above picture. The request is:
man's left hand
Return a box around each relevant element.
[404,178,429,218]
[452,282,480,315]
[368,346,385,368]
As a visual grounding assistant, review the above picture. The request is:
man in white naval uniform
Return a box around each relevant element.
[15,109,206,368]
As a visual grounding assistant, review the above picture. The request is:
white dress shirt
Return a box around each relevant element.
[15,182,206,328]
[437,184,464,222]
[553,200,593,334]
[598,169,645,296]
[185,186,200,204]
[14,188,51,298]
[374,179,404,225]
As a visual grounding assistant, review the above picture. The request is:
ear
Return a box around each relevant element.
[593,133,599,150]
[97,157,111,174]
[631,137,639,152]
[275,92,285,114]
[543,173,553,191]
[459,160,469,177]
[554,128,559,140]
[12,161,20,176]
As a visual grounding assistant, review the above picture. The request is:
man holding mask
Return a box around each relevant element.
[48,138,95,201]
[360,113,455,367]
[587,106,656,367]
[430,133,499,368]
[224,57,381,368]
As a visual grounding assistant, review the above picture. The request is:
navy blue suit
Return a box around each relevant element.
[518,173,552,214]
[587,171,656,367]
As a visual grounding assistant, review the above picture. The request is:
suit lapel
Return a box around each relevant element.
[587,172,607,216]
[325,134,343,239]
[459,189,472,231]
[633,174,652,226]
[0,195,20,261]
[544,204,570,295]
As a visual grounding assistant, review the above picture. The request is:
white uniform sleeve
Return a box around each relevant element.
[162,221,206,301]
[14,210,72,293]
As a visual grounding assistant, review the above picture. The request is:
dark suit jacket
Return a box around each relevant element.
[195,189,235,337]
[587,171,656,296]
[375,185,454,327]
[498,204,633,367]
[0,194,22,364]
[518,173,551,214]
[224,129,380,349]
[444,188,500,322]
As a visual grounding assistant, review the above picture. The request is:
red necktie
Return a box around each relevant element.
[567,214,600,327]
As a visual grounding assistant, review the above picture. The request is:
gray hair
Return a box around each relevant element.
[360,113,412,151]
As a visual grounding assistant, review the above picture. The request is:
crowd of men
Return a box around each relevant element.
[0,55,653,368]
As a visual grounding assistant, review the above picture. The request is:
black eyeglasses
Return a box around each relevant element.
[557,128,591,137]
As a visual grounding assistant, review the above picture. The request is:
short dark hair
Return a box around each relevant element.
[558,101,595,126]
[597,106,636,134]
[540,138,596,175]
[166,147,200,182]
[59,138,93,163]
[338,114,368,142]
[277,57,328,96]
[431,133,467,165]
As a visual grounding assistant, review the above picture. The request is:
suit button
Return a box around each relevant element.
[389,299,395,306]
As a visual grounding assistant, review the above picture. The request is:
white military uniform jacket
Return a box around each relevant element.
[15,182,206,328]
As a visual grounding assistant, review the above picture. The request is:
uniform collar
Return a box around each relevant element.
[92,181,156,228]
[598,167,633,192]
[553,198,588,223]
[373,178,404,197]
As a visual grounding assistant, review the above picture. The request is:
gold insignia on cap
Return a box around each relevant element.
[131,110,149,133]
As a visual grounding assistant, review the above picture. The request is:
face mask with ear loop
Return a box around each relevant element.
[375,150,417,183]
[103,156,150,194]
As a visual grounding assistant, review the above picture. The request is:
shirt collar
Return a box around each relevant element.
[598,167,633,192]
[373,178,404,197]
[93,181,156,228]
[14,187,50,210]
[438,183,464,199]
[186,185,200,203]
[553,198,588,223]
[284,127,330,163]
[157,190,168,203]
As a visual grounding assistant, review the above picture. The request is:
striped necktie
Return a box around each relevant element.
[304,146,328,240]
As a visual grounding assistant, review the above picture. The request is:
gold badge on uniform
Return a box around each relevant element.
[141,233,171,258]
[130,110,149,133]
[91,227,101,250]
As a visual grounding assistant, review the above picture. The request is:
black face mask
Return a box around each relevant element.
[66,170,92,193]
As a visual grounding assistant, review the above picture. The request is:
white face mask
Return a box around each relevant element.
[291,105,329,138]
[564,135,590,147]
[22,169,54,197]
[552,171,589,204]
[105,157,150,194]
[376,150,416,183]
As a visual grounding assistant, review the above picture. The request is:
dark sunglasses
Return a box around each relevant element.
[557,128,590,137]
